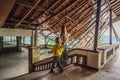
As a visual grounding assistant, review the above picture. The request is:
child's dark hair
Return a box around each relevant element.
[55,37,59,43]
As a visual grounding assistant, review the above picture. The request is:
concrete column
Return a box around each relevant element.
[34,26,39,46]
[28,47,33,73]
[29,27,40,73]
[31,30,35,47]
[31,28,39,47]
[17,36,22,52]
[0,37,3,52]
[94,0,101,51]
[31,29,39,47]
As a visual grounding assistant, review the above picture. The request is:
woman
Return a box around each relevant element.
[49,37,64,73]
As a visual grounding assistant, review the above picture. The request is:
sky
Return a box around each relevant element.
[103,20,120,36]
[113,20,120,37]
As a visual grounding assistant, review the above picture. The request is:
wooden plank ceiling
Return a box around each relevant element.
[1,0,120,48]
[110,0,120,16]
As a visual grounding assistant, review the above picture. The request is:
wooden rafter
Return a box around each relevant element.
[29,0,87,30]
[14,0,42,28]
[67,2,96,33]
[67,1,107,34]
[45,0,88,36]
[48,0,88,30]
[84,36,93,48]
[99,25,109,38]
[111,2,120,8]
[16,0,55,13]
[71,26,95,48]
[69,7,95,34]
[81,22,108,49]
[114,7,120,14]
[26,0,61,28]
[70,16,92,39]
[25,0,73,28]
[68,4,109,47]
[68,19,96,47]
[85,18,110,48]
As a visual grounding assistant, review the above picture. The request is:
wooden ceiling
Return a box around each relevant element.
[110,0,120,16]
[1,0,120,48]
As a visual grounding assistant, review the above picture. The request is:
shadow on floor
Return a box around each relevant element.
[33,65,97,80]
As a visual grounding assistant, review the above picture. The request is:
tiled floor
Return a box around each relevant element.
[1,48,120,80]
[0,48,52,80]
[0,48,28,80]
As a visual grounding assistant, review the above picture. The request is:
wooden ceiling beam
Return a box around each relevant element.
[4,22,39,28]
[69,17,92,38]
[67,2,107,34]
[112,2,120,8]
[73,4,96,20]
[6,18,37,24]
[110,0,116,4]
[63,2,96,33]
[74,7,109,38]
[112,1,120,14]
[26,0,61,28]
[74,19,108,49]
[3,22,27,28]
[80,16,109,48]
[70,18,95,41]
[83,35,93,48]
[26,0,67,28]
[99,20,109,30]
[72,22,92,39]
[16,0,35,7]
[70,26,94,48]
[48,0,88,29]
[99,23,109,38]
[111,1,120,8]
[45,0,88,36]
[85,40,93,49]
[113,7,120,14]
[112,6,120,13]
[68,8,95,34]
[27,0,85,29]
[68,6,109,46]
[14,0,42,28]
[16,0,55,13]
[113,6,120,12]
[0,0,16,27]
[41,0,92,35]
[68,22,95,47]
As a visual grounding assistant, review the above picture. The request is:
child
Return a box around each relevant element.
[49,37,64,73]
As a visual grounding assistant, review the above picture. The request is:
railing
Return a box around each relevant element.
[115,45,119,51]
[106,44,119,59]
[33,54,87,72]
[30,44,119,72]
[106,49,113,59]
